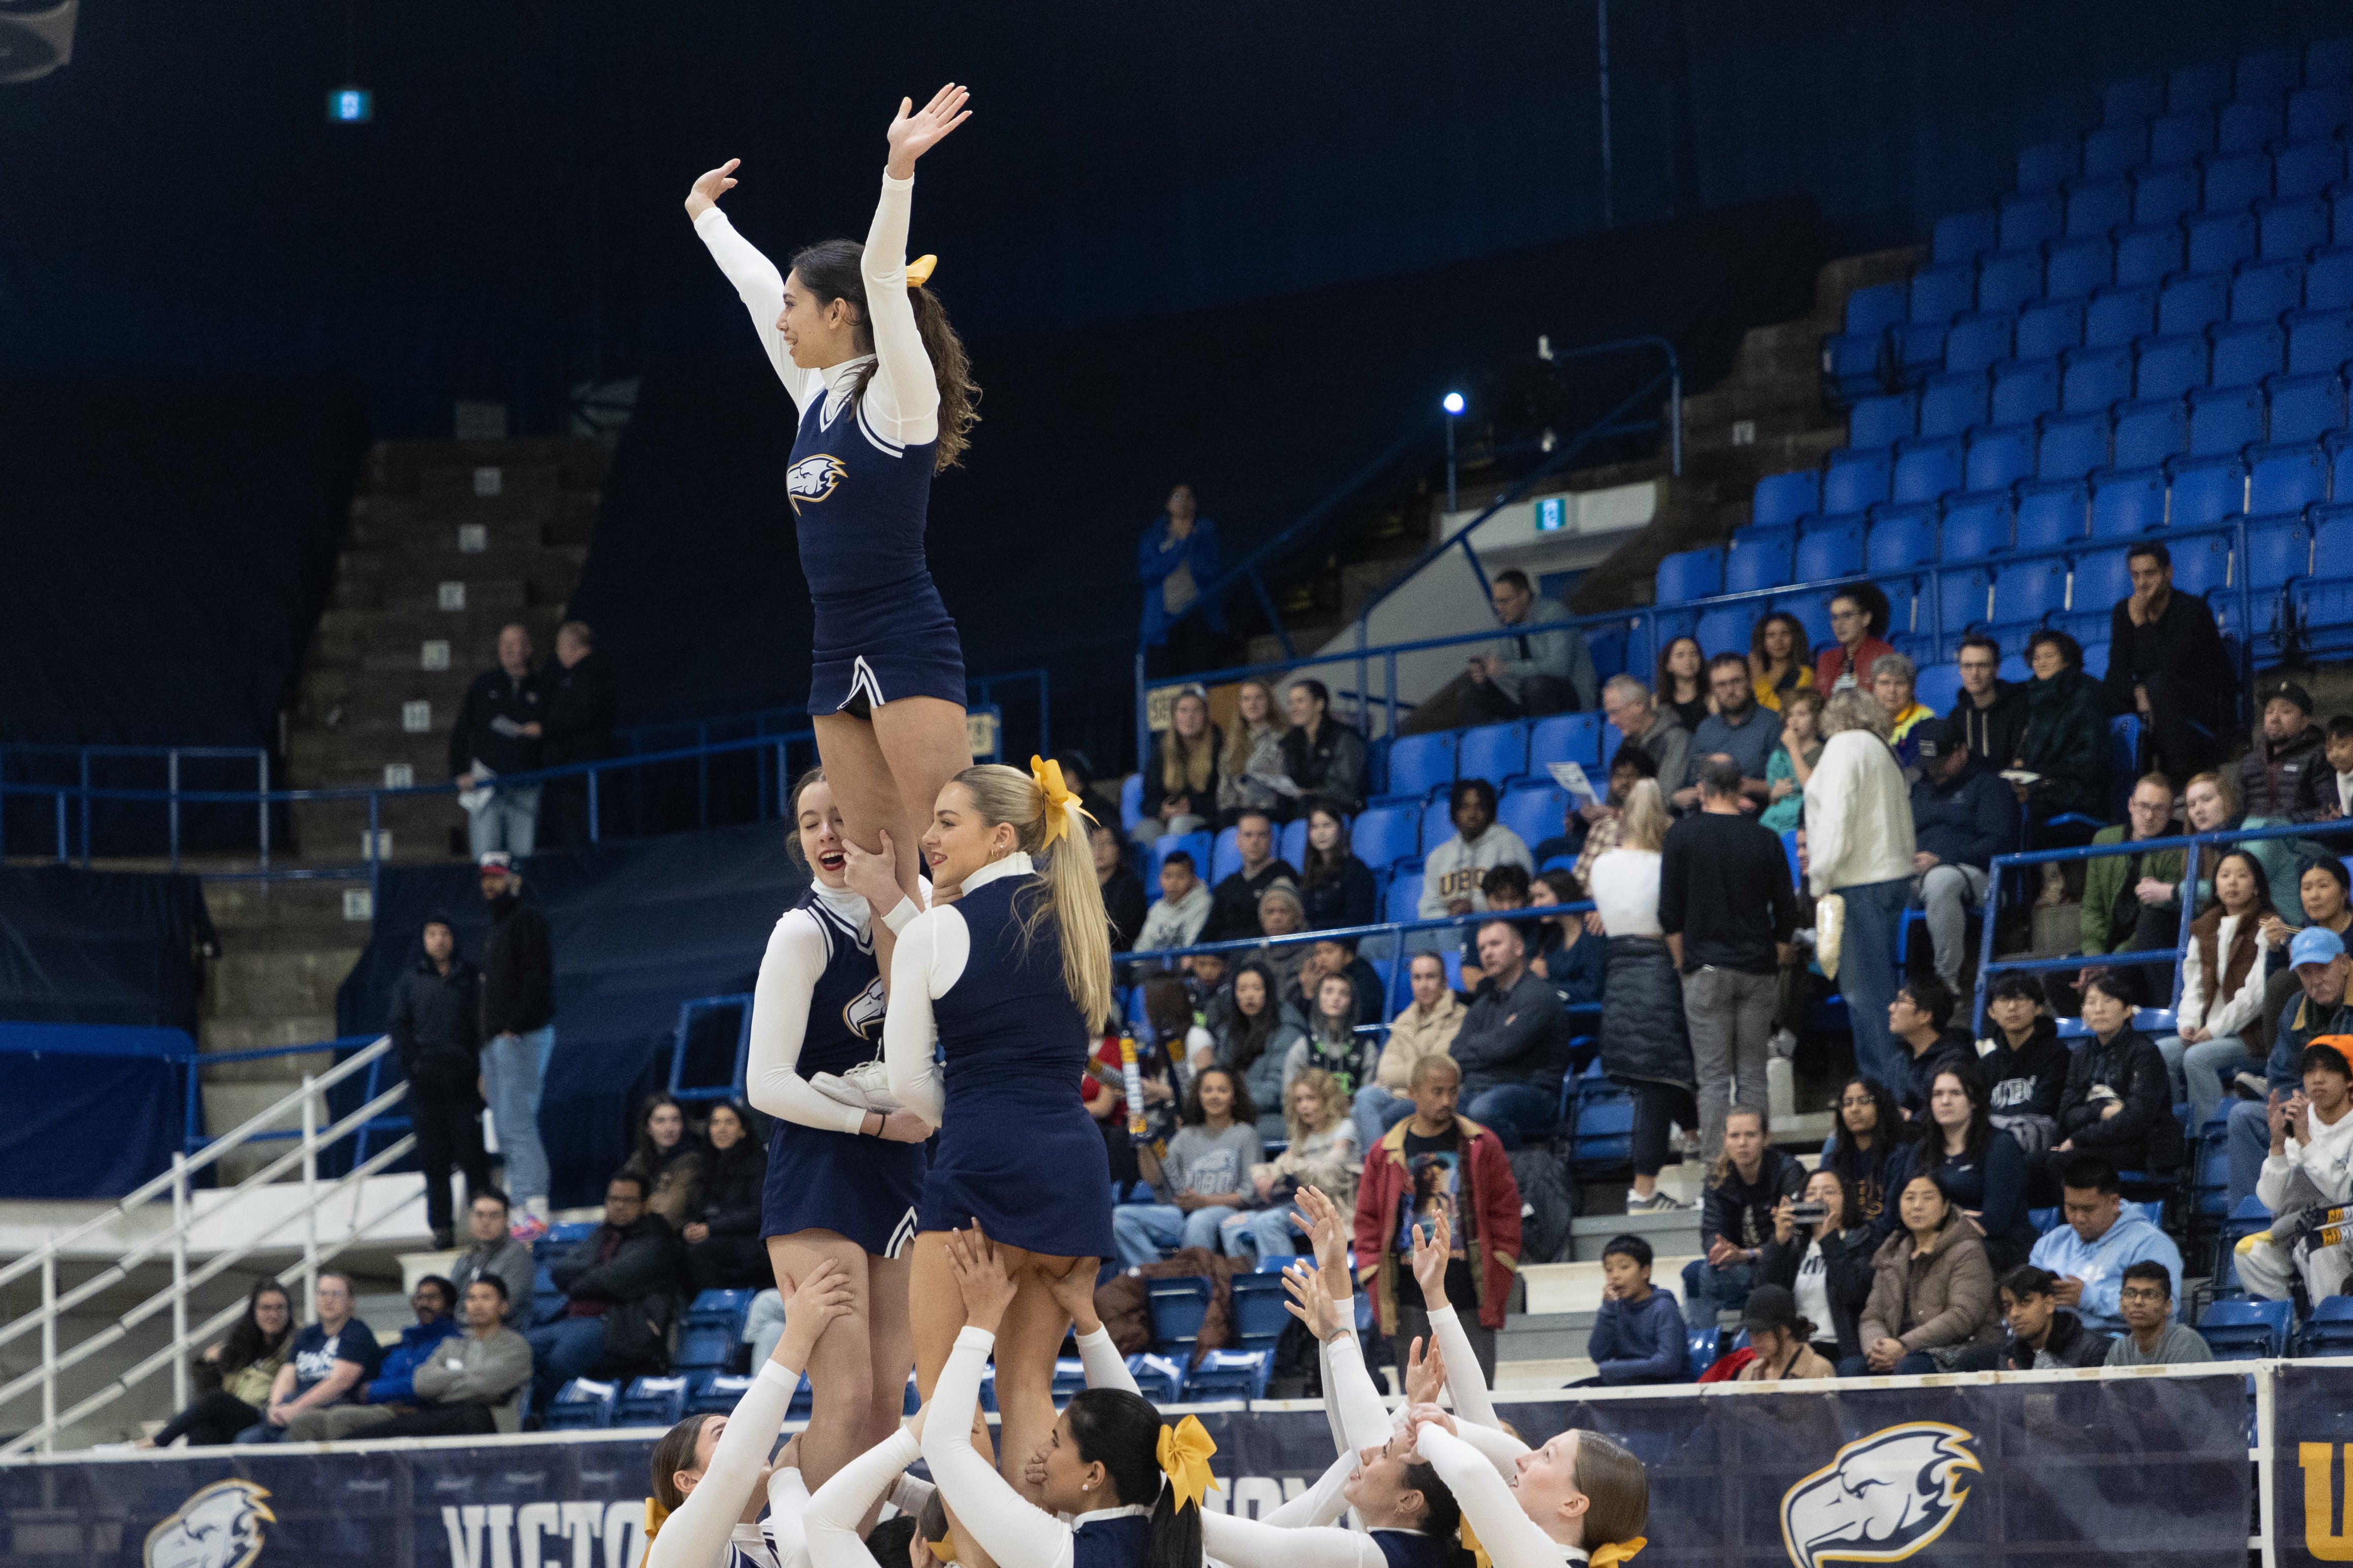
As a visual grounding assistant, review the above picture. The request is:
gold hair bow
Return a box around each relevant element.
[643,1497,671,1541]
[1458,1516,1491,1568]
[1155,1414,1220,1512]
[907,255,938,289]
[1031,755,1094,848]
[924,1536,956,1563]
[1590,1539,1647,1567]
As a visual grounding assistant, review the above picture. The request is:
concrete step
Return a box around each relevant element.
[198,1013,343,1054]
[1812,248,1921,322]
[202,947,366,1019]
[295,666,494,727]
[348,490,597,548]
[1502,1257,1702,1360]
[290,795,471,865]
[1567,1207,1701,1262]
[334,542,588,593]
[310,605,564,667]
[285,728,462,786]
[331,567,575,614]
[368,437,610,494]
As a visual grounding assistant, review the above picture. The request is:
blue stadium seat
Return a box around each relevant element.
[2248,442,2329,512]
[1419,795,1453,857]
[2090,467,2168,537]
[1694,605,1750,655]
[1210,825,1242,883]
[2016,299,2085,361]
[2068,181,2132,241]
[2204,147,2274,213]
[2102,75,2166,128]
[1145,1276,1213,1352]
[2013,479,2089,548]
[1940,493,2011,559]
[1570,1084,1634,1173]
[1384,732,1457,799]
[2258,196,2332,262]
[1684,1323,1720,1380]
[2288,306,2353,372]
[1723,526,1790,594]
[1997,193,2063,254]
[1936,320,2010,382]
[546,1378,619,1431]
[1119,773,1144,834]
[2307,36,2353,85]
[1866,505,1938,572]
[2110,397,2188,468]
[1227,1273,1289,1351]
[1892,320,1949,382]
[1151,830,1212,885]
[1048,1356,1090,1406]
[1124,1353,1185,1405]
[1891,436,1964,502]
[1932,210,1998,265]
[1752,469,1821,528]
[2135,332,2210,398]
[2244,511,2312,591]
[1351,804,1419,870]
[2016,139,2076,195]
[2287,84,2353,141]
[1822,450,1893,513]
[2113,224,2186,289]
[1915,661,1962,714]
[2131,164,2200,229]
[2301,1295,2353,1356]
[2187,209,2259,274]
[1990,559,2067,625]
[2233,259,2306,324]
[1991,358,2061,424]
[1498,785,1567,854]
[1456,722,1527,786]
[1908,264,1975,325]
[1184,1348,1272,1401]
[2279,138,2350,203]
[2081,121,2147,182]
[1529,713,1604,771]
[2307,253,2353,313]
[2036,411,2109,478]
[677,1289,756,1374]
[1795,518,1866,582]
[2210,321,2286,392]
[2085,282,2158,349]
[2197,1298,2289,1360]
[2236,47,2302,104]
[1976,249,2043,316]
[689,1373,756,1416]
[1384,863,1423,922]
[1963,423,2036,491]
[2315,503,2353,567]
[2186,384,2265,454]
[2267,370,2347,443]
[2156,273,2230,339]
[2165,454,2247,527]
[2171,534,2230,598]
[1279,816,1308,870]
[1937,567,1992,632]
[2045,235,2113,302]
[2214,97,2284,157]
[2330,431,2353,497]
[616,1375,692,1428]
[2149,111,2215,168]
[2072,548,2133,612]
[2169,61,2231,114]
[1848,393,1916,450]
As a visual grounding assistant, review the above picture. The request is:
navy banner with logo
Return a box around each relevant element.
[2275,1360,2353,1567]
[1,1372,2256,1568]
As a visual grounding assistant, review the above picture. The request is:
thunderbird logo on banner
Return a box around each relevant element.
[1779,1422,1982,1568]
[144,1479,275,1568]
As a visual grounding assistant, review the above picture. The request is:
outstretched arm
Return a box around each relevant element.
[860,86,969,446]
[1410,1213,1498,1429]
[1202,1511,1385,1568]
[1282,1264,1389,1456]
[765,1456,812,1568]
[806,1425,925,1568]
[1410,1419,1562,1568]
[686,159,822,411]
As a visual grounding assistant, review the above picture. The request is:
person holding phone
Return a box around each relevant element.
[1757,1169,1873,1368]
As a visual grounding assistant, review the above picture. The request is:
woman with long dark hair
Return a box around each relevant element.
[1896,1069,2033,1271]
[1214,960,1305,1131]
[687,86,982,914]
[1818,1076,1903,1235]
[1298,807,1377,930]
[2159,847,2276,1132]
[1748,611,1815,713]
[684,1101,771,1293]
[1655,636,1708,734]
[137,1280,294,1448]
[624,1094,708,1230]
[1758,1169,1874,1367]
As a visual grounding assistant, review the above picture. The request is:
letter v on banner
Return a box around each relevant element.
[2305,1444,2353,1562]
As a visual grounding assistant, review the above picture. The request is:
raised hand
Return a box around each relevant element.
[686,158,741,220]
[1044,1256,1105,1336]
[1403,1335,1448,1407]
[1410,1215,1452,1311]
[885,83,973,179]
[945,1225,1017,1332]
[1402,1402,1456,1445]
[1281,1261,1343,1343]
[776,1258,856,1367]
[1292,1184,1352,1302]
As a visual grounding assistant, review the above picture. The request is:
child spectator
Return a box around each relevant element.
[1580,1235,1688,1385]
[1759,688,1824,835]
[1135,849,1212,955]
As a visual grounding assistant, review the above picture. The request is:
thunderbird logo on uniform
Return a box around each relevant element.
[146,1479,276,1568]
[1779,1422,1981,1568]
[787,454,849,506]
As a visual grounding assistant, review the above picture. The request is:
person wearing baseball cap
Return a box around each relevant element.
[2099,538,2230,787]
[479,849,556,1238]
[2238,1030,2353,1305]
[2236,678,2329,820]
[2224,925,2353,1209]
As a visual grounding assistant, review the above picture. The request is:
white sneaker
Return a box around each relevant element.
[1625,1190,1689,1213]
[1768,1028,1799,1061]
[811,1059,904,1113]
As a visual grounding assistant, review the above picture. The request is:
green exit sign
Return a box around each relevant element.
[1534,496,1568,533]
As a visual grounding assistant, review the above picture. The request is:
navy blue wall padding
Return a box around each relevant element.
[0,865,212,1034]
[336,820,811,1208]
[0,1024,184,1198]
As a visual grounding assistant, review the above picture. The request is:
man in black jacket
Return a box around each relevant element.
[480,852,556,1235]
[2237,679,2331,820]
[1907,720,2013,990]
[1888,974,1980,1124]
[2100,541,2230,786]
[1199,811,1299,943]
[1990,1264,2111,1370]
[1450,920,1570,1149]
[1953,636,2028,771]
[537,621,619,850]
[523,1171,687,1420]
[389,913,489,1249]
[450,622,547,857]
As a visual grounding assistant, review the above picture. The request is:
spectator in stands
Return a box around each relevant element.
[1450,919,1570,1149]
[622,1093,706,1230]
[139,1280,293,1448]
[1419,778,1534,925]
[1056,752,1126,844]
[1895,1068,2034,1270]
[1185,948,1229,1002]
[1217,679,1291,825]
[1820,1076,1902,1234]
[1132,686,1220,845]
[1110,1065,1262,1265]
[1748,612,1815,714]
[2103,1260,2212,1367]
[1989,1265,2111,1371]
[1289,970,1379,1094]
[1814,584,1894,698]
[2156,848,2276,1133]
[1887,975,1976,1124]
[1356,952,1465,1150]
[1526,867,1606,1005]
[2072,774,2187,1011]
[1599,676,1693,813]
[1212,960,1305,1138]
[2026,1156,2184,1337]
[390,910,487,1249]
[1655,637,1709,735]
[2013,630,2111,897]
[451,621,546,857]
[2258,858,2353,1064]
[1136,849,1212,957]
[1660,756,1798,1162]
[479,850,555,1236]
[1977,976,2069,1162]
[1289,936,1382,1026]
[449,1190,536,1327]
[1870,653,1935,777]
[2176,767,2310,929]
[1138,483,1224,676]
[1200,809,1298,943]
[1580,1235,1688,1385]
[1569,746,1662,882]
[1906,718,2010,991]
[1684,1109,1807,1321]
[2240,1035,2353,1306]
[234,1272,384,1442]
[2231,929,2353,1207]
[285,1276,460,1441]
[1849,1171,2000,1375]
[2052,973,2182,1179]
[2241,678,2331,821]
[1735,1282,1837,1382]
[1219,1068,1358,1260]
[1676,655,1777,810]
[1805,689,1916,1089]
[537,621,618,849]
[1593,779,1698,1214]
[1759,688,1824,835]
[1352,1054,1520,1384]
[1416,569,1597,729]
[1250,877,1311,995]
[2102,540,2231,787]
[525,1169,688,1420]
[370,1276,534,1437]
[1952,636,2027,771]
[683,1099,769,1292]
[1092,821,1147,953]
[1280,678,1368,815]
[1759,1170,1873,1370]
[2326,714,2353,818]
[1299,806,1377,929]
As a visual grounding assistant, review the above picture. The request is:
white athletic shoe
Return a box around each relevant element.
[1625,1190,1689,1213]
[811,1059,904,1114]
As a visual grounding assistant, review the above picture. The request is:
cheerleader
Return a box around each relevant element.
[644,1261,854,1568]
[926,1228,1209,1568]
[1400,1407,1651,1568]
[686,85,983,910]
[881,761,1117,1497]
[745,770,931,1488]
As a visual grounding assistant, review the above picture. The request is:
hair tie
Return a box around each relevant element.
[1155,1414,1220,1512]
[1030,755,1093,848]
[1590,1540,1647,1567]
[906,255,938,289]
[643,1497,671,1541]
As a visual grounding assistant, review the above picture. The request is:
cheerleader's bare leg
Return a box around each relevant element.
[869,695,974,894]
[811,714,916,903]
[766,1230,878,1491]
[989,1263,1076,1503]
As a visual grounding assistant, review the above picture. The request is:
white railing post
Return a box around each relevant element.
[300,1073,319,1313]
[170,1152,190,1413]
[39,1253,56,1453]
[2256,1362,2278,1568]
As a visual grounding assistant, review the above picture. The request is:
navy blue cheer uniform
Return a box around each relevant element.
[744,882,925,1257]
[884,853,1116,1259]
[693,172,965,717]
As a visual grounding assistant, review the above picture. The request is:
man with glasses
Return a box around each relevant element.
[1813,587,1894,698]
[2069,774,2184,1012]
[1674,654,1776,811]
[1951,635,2027,769]
[2101,1260,2212,1366]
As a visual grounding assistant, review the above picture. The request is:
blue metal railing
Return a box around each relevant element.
[0,745,271,869]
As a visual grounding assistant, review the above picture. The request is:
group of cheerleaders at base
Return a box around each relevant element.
[657,79,1652,1568]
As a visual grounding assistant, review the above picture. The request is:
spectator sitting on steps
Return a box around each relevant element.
[1575,1234,1688,1386]
[450,621,546,858]
[1408,569,1598,731]
[1683,1109,1806,1323]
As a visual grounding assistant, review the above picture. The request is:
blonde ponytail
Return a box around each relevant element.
[949,763,1117,1030]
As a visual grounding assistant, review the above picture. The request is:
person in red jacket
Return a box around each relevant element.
[1813,584,1896,698]
[1351,1054,1521,1384]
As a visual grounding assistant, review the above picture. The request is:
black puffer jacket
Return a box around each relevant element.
[694,1138,769,1239]
[1598,936,1693,1091]
[388,956,481,1076]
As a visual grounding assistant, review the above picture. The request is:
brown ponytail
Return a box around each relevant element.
[787,237,980,473]
[1572,1430,1650,1554]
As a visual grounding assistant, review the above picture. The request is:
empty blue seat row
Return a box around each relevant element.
[2018,71,2353,198]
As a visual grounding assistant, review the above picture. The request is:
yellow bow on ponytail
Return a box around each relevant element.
[1155,1414,1220,1512]
[1457,1516,1492,1568]
[906,255,938,289]
[1589,1539,1647,1567]
[643,1497,671,1541]
[1030,755,1093,848]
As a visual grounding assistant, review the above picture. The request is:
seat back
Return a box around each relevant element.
[1499,785,1570,854]
[1456,722,1528,786]
[1384,732,1457,799]
[1146,1277,1214,1351]
[1529,714,1604,771]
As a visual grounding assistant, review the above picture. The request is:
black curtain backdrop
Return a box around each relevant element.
[0,865,213,1033]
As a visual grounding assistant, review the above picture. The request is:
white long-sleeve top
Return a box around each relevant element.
[806,1427,927,1568]
[922,1326,1100,1568]
[746,882,886,1136]
[2257,1100,2353,1212]
[1415,1426,1591,1568]
[1803,729,1916,897]
[884,853,1037,1125]
[648,1358,805,1568]
[692,174,941,447]
[2175,914,2269,1040]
